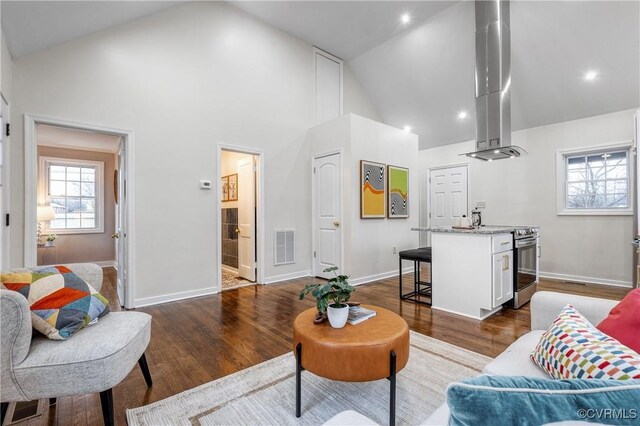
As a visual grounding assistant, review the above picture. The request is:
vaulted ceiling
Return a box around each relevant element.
[2,1,639,150]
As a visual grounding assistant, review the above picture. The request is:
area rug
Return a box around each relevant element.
[126,331,492,425]
[221,269,254,291]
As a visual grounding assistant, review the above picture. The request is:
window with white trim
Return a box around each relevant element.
[556,144,632,215]
[39,157,104,233]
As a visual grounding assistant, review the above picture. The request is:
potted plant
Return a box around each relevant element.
[44,234,57,247]
[299,266,355,328]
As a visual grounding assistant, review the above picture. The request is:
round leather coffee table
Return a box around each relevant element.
[292,305,410,426]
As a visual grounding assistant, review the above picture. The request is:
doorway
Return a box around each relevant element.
[312,151,343,279]
[218,147,262,291]
[24,115,135,308]
[428,164,469,228]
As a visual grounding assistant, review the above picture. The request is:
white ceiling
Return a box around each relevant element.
[1,1,183,58]
[37,124,121,153]
[230,1,457,60]
[3,1,639,150]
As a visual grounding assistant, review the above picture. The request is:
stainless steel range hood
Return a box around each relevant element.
[462,0,526,161]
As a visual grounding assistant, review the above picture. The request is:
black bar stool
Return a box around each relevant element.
[398,247,432,305]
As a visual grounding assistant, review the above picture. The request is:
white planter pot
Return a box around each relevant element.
[327,304,349,328]
[44,241,54,247]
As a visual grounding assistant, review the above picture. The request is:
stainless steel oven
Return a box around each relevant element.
[506,228,539,308]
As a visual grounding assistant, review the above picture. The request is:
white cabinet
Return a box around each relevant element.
[492,250,513,308]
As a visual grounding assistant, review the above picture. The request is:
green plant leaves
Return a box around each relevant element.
[298,267,354,314]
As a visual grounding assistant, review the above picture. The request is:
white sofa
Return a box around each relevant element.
[326,291,619,426]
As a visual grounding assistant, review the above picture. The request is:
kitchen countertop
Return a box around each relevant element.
[411,225,539,235]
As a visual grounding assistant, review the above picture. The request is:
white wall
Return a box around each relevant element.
[308,113,419,284]
[9,2,380,305]
[419,110,636,287]
[1,33,12,100]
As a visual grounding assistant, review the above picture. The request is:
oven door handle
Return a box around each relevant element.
[515,238,538,248]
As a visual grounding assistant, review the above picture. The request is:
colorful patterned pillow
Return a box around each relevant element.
[1,265,109,340]
[531,304,640,380]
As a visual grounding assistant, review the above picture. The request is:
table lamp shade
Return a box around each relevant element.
[37,205,56,222]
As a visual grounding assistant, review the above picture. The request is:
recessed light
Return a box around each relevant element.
[403,125,412,133]
[510,155,516,159]
[494,149,500,154]
[471,153,477,158]
[458,111,468,120]
[401,14,411,24]
[584,70,598,81]
[488,159,493,162]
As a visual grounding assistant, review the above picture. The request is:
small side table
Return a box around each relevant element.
[37,244,57,265]
[292,305,410,426]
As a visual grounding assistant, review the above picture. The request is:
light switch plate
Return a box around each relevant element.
[475,201,487,209]
[200,180,212,189]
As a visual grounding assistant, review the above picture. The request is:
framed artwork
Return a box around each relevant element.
[227,174,238,201]
[387,165,409,218]
[221,176,229,202]
[360,160,386,218]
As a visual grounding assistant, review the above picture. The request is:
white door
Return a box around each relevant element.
[429,166,468,227]
[115,140,127,307]
[315,50,342,125]
[313,153,342,279]
[0,95,9,270]
[237,157,256,281]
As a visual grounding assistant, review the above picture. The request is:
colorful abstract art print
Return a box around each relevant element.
[360,160,386,218]
[387,165,409,218]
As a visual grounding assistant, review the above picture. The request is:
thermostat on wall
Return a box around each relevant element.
[200,180,212,190]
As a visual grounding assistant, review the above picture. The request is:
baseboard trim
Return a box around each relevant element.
[539,271,632,288]
[350,267,414,286]
[431,305,502,321]
[263,270,311,284]
[134,287,218,308]
[221,265,238,273]
[95,260,115,268]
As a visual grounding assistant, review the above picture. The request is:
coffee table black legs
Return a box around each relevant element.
[388,350,397,426]
[296,345,397,426]
[295,342,302,418]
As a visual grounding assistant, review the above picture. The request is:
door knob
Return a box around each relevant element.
[112,233,119,239]
[333,221,340,227]
[235,228,240,233]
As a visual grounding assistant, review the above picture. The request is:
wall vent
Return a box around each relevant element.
[274,229,295,266]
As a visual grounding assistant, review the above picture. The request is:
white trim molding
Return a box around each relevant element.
[263,270,311,285]
[38,156,105,234]
[556,141,634,216]
[216,144,266,291]
[539,271,632,288]
[95,260,116,268]
[349,267,413,286]
[134,287,218,308]
[24,114,136,309]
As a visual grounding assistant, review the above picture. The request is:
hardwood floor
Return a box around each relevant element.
[44,268,629,425]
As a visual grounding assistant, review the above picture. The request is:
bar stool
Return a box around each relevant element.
[398,247,432,305]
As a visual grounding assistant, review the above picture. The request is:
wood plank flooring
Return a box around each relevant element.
[41,268,629,425]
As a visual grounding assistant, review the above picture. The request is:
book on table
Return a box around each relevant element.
[347,306,377,325]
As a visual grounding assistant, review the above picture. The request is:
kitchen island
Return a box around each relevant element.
[412,226,515,320]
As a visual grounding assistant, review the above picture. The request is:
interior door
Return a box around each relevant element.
[313,153,342,279]
[0,95,8,270]
[315,50,342,125]
[115,139,126,307]
[237,157,256,281]
[429,166,468,227]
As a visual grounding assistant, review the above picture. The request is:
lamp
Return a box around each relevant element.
[37,205,55,245]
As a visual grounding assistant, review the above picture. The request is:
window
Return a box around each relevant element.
[39,157,104,233]
[556,144,633,215]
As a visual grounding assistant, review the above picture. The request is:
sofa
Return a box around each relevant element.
[325,291,620,426]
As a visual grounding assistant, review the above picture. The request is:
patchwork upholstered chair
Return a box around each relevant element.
[1,263,152,426]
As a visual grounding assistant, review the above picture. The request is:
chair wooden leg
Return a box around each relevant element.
[1,402,9,424]
[138,354,153,387]
[99,389,114,426]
